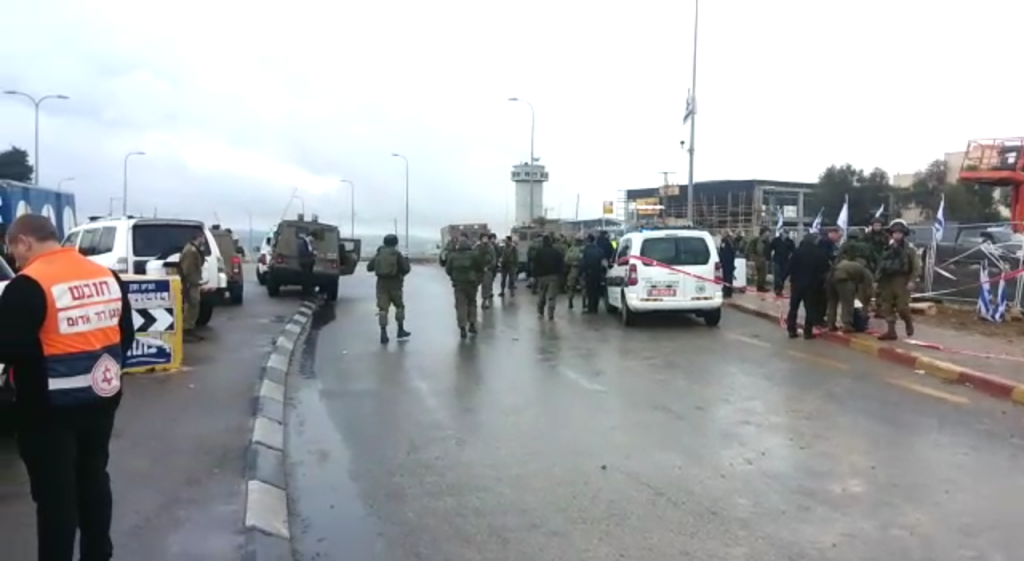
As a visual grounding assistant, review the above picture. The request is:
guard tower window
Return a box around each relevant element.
[532,172,539,178]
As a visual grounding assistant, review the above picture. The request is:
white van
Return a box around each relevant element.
[604,227,723,327]
[62,217,228,326]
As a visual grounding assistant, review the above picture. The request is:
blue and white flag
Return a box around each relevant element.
[775,208,784,237]
[994,276,1009,322]
[809,207,824,234]
[836,195,849,240]
[933,194,946,243]
[874,203,885,218]
[978,261,995,322]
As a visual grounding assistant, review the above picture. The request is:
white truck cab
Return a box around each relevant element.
[604,227,723,327]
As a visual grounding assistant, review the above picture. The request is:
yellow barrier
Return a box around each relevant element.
[122,275,184,374]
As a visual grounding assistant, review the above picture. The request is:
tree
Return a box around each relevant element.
[904,159,1001,223]
[0,146,33,183]
[814,164,894,225]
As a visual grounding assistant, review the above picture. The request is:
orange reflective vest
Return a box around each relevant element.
[19,247,125,405]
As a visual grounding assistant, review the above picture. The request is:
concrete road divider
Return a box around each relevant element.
[123,276,184,374]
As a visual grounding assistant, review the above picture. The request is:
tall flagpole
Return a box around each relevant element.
[685,0,699,224]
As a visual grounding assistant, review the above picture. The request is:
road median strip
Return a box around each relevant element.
[725,299,1024,406]
[242,298,319,561]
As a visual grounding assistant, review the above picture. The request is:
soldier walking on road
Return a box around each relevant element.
[445,234,484,339]
[366,234,412,345]
[475,233,497,309]
[179,230,206,343]
[498,236,519,298]
[527,236,542,294]
[565,237,584,309]
[532,234,565,320]
[875,219,920,341]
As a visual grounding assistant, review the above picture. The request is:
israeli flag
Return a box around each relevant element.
[874,203,885,218]
[994,276,1009,322]
[809,207,824,234]
[775,208,784,237]
[933,194,946,243]
[683,90,696,125]
[978,261,995,322]
[836,195,849,240]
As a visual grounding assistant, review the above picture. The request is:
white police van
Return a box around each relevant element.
[604,226,723,327]
[62,217,228,327]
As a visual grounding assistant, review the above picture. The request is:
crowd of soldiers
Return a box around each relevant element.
[718,216,920,341]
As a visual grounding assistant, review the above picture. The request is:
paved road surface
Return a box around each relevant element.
[0,265,304,560]
[289,267,1024,561]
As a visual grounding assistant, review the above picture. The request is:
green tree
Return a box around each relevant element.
[814,164,894,226]
[905,159,1001,223]
[0,146,33,182]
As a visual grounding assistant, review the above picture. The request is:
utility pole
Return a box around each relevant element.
[659,171,676,186]
[685,0,700,223]
[2,90,70,185]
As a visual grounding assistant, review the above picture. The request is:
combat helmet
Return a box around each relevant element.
[869,215,885,226]
[383,233,399,247]
[887,218,909,233]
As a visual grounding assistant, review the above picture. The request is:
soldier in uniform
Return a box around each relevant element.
[864,216,890,272]
[498,236,519,298]
[527,236,542,294]
[825,237,875,332]
[475,233,497,309]
[875,219,920,341]
[366,233,412,345]
[179,230,206,342]
[748,227,771,292]
[565,237,584,309]
[531,234,565,320]
[445,234,484,339]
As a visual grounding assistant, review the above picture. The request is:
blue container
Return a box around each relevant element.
[0,179,78,239]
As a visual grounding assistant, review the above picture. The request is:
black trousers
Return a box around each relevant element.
[787,284,823,335]
[18,410,116,561]
[584,272,603,313]
[721,267,735,298]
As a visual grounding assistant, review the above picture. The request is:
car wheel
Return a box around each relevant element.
[196,302,214,327]
[703,308,722,327]
[230,286,244,305]
[620,291,637,327]
[257,271,266,286]
[604,289,618,314]
[323,279,339,302]
[267,280,281,297]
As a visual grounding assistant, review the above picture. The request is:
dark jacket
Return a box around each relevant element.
[596,236,615,262]
[788,236,831,290]
[719,238,736,270]
[769,236,796,265]
[532,244,565,277]
[581,244,606,273]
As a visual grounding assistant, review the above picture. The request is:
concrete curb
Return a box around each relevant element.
[242,298,319,561]
[725,299,1024,406]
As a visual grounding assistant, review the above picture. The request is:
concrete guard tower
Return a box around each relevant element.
[511,162,548,224]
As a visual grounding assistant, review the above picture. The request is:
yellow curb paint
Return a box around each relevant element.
[913,356,961,382]
[886,378,970,404]
[725,333,772,348]
[1010,386,1024,406]
[786,349,849,371]
[846,336,881,356]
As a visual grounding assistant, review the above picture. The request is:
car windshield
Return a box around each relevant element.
[639,236,711,266]
[132,224,211,258]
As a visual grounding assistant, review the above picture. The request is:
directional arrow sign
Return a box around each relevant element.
[132,308,175,333]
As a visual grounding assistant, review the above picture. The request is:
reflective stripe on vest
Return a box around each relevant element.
[19,247,124,406]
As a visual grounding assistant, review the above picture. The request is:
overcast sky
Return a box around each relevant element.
[2,1,1021,238]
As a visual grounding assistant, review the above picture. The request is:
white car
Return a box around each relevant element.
[63,217,229,326]
[604,227,723,327]
[255,233,273,285]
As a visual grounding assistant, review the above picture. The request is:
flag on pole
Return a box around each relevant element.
[977,261,995,321]
[933,194,946,243]
[774,208,784,237]
[683,90,696,125]
[874,203,885,218]
[994,276,1008,322]
[809,207,824,234]
[836,195,849,239]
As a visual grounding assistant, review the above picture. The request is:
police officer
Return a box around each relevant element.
[445,234,484,339]
[366,234,412,344]
[876,219,920,340]
[0,214,135,561]
[179,230,206,343]
[580,234,606,313]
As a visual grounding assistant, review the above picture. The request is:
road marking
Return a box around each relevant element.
[786,350,849,371]
[886,378,970,404]
[559,367,608,393]
[725,333,772,348]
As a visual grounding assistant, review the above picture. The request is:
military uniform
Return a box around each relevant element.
[475,239,498,308]
[445,238,484,339]
[499,241,519,297]
[826,257,874,332]
[875,220,919,340]
[366,234,412,344]
[527,239,542,293]
[565,240,584,309]
[178,239,205,342]
[748,229,771,292]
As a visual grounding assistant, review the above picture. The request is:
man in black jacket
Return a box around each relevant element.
[786,233,831,339]
[768,232,796,296]
[532,234,565,320]
[580,234,607,313]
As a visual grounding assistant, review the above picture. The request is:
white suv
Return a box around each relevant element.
[604,227,723,327]
[62,217,229,326]
[255,232,273,285]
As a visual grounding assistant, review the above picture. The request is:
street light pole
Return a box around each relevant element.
[391,154,410,252]
[122,151,146,215]
[508,97,536,223]
[2,90,70,185]
[340,179,355,238]
[685,0,699,224]
[57,176,75,192]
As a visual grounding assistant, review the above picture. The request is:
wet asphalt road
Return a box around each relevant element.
[289,267,1024,561]
[0,265,305,560]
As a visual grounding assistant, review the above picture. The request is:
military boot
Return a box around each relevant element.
[468,323,478,336]
[902,315,915,337]
[459,326,468,340]
[379,327,390,345]
[568,296,575,310]
[184,330,205,343]
[877,321,898,341]
[397,322,412,339]
[547,309,555,321]
[509,288,515,298]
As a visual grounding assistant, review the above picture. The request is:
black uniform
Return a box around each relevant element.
[769,236,796,295]
[786,235,831,338]
[718,237,737,298]
[580,243,606,313]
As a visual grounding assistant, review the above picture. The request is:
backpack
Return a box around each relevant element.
[375,248,400,277]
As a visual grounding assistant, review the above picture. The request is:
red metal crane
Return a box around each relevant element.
[958,138,1024,232]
